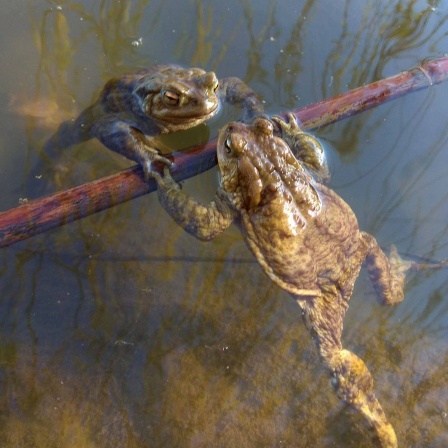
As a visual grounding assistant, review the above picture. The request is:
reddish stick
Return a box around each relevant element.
[1,57,448,248]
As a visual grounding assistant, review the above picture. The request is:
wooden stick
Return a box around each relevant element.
[1,57,448,248]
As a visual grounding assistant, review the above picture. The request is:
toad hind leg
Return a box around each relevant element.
[40,105,97,162]
[362,232,448,306]
[297,293,398,448]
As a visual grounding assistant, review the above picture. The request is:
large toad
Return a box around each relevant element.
[150,114,446,447]
[43,64,262,179]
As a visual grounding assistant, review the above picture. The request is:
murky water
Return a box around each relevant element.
[1,1,448,447]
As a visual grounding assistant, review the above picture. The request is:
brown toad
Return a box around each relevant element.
[150,114,446,447]
[43,64,262,179]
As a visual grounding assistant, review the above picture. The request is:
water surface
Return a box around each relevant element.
[1,1,448,447]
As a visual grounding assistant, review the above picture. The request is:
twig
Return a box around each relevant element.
[1,57,448,248]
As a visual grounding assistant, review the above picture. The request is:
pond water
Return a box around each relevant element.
[1,1,448,447]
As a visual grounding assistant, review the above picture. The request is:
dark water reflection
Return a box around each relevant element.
[1,0,448,446]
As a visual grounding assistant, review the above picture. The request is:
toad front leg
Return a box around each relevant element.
[41,108,171,181]
[219,77,265,123]
[91,117,172,180]
[150,166,234,241]
[272,113,331,184]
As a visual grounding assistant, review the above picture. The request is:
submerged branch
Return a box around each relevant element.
[1,57,448,248]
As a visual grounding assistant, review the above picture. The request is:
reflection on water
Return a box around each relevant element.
[1,0,448,446]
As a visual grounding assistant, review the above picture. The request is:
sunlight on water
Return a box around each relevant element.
[0,0,447,446]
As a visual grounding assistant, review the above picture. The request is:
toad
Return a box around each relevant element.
[149,114,447,447]
[43,64,262,179]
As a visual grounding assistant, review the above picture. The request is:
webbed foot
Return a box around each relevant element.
[403,244,448,272]
[388,244,413,275]
[329,349,398,448]
[271,112,303,135]
[141,149,172,182]
[147,165,179,192]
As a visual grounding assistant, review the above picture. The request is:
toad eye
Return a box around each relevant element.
[163,90,181,106]
[225,137,232,154]
[213,82,219,93]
